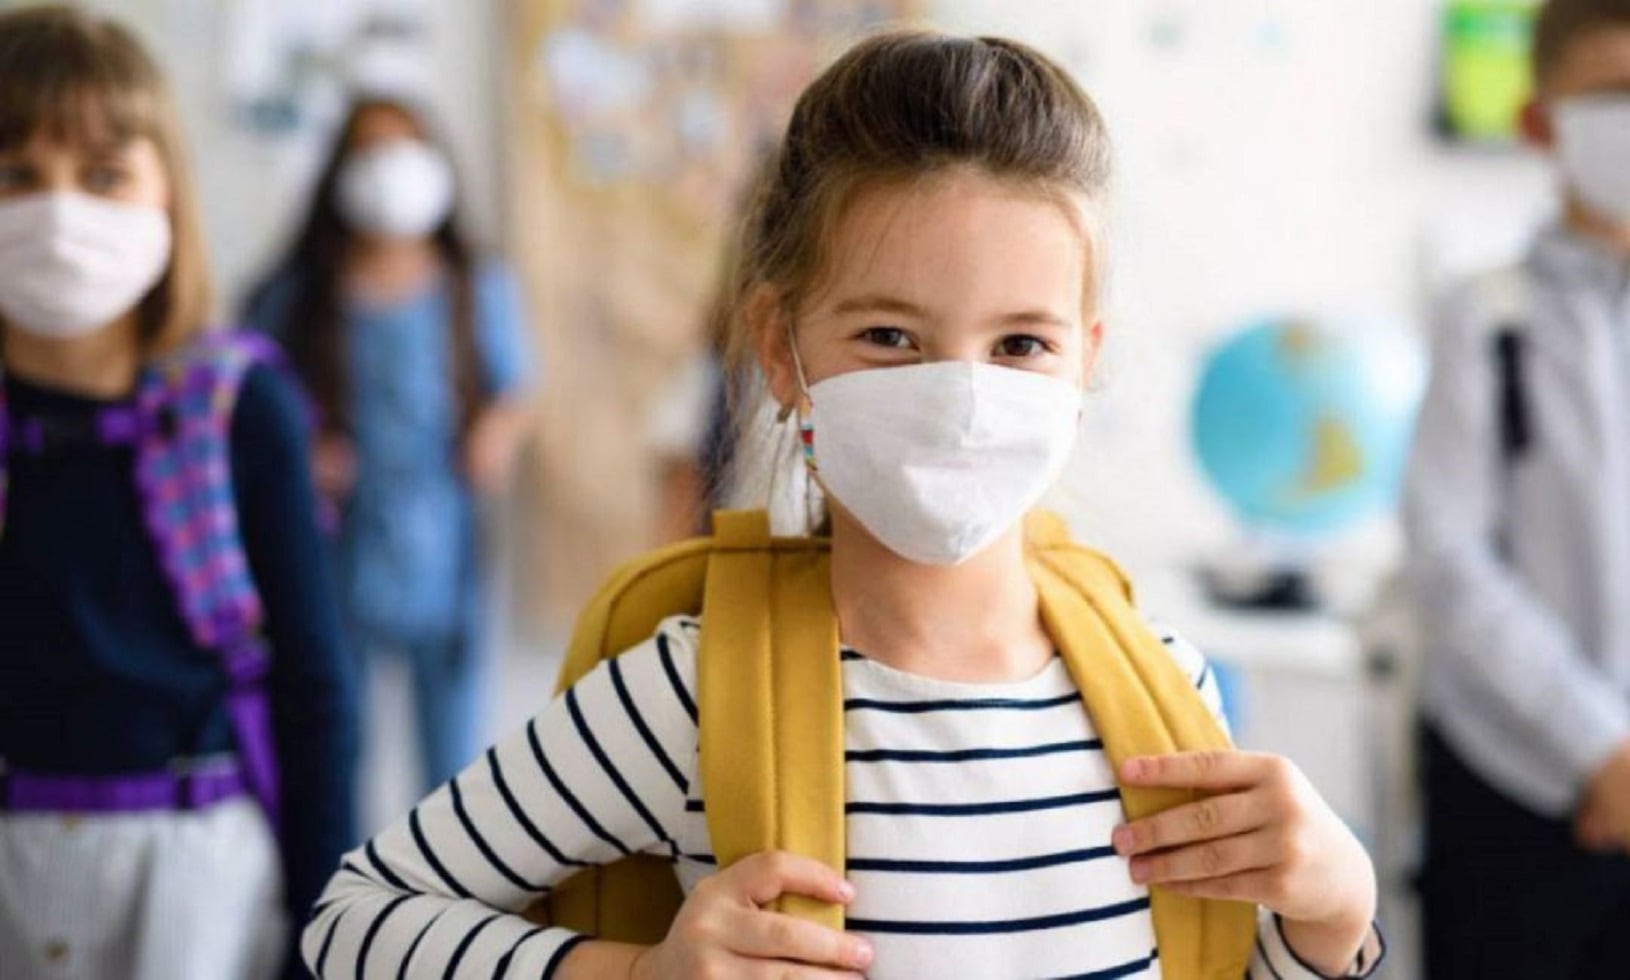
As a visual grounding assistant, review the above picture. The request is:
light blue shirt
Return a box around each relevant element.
[246,258,534,645]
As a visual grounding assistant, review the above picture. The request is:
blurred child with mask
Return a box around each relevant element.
[1407,0,1630,975]
[246,97,534,796]
[0,7,355,978]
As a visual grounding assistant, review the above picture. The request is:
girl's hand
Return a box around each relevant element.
[1113,751,1378,976]
[464,402,529,496]
[1575,739,1630,852]
[312,434,357,502]
[631,850,873,980]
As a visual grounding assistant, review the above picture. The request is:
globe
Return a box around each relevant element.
[1191,318,1426,539]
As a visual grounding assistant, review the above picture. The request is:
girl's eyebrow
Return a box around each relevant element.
[999,309,1070,328]
[830,294,928,318]
[80,136,134,159]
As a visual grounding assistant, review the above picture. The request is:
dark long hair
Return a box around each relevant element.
[266,97,481,440]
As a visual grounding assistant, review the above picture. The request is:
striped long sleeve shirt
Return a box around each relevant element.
[303,615,1382,979]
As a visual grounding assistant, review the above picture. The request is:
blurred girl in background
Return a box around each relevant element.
[246,96,534,796]
[0,7,355,978]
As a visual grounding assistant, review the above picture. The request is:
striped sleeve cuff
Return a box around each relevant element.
[301,886,586,979]
[1253,910,1386,979]
[541,933,591,979]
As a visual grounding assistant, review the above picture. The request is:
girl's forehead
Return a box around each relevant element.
[348,105,426,147]
[813,173,1092,309]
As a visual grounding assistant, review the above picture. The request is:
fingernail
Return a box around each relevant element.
[1128,858,1148,883]
[852,940,874,967]
[837,880,856,902]
[1121,759,1142,781]
[1112,825,1132,855]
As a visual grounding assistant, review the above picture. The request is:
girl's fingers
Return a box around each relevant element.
[743,962,865,980]
[724,850,857,908]
[722,908,874,972]
[1128,830,1279,885]
[1156,868,1282,906]
[1575,805,1619,853]
[1120,750,1279,791]
[1113,790,1269,857]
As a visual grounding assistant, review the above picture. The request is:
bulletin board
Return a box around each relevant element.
[503,0,921,625]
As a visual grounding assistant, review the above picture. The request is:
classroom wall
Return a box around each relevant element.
[89,0,1557,607]
[81,0,507,313]
[929,0,1555,584]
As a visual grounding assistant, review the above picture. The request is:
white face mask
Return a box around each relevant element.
[1553,96,1630,224]
[0,191,171,340]
[335,139,455,239]
[799,358,1083,566]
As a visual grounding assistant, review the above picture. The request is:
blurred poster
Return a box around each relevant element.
[529,0,916,217]
[636,0,787,31]
[506,0,921,620]
[1436,0,1541,144]
[222,0,433,139]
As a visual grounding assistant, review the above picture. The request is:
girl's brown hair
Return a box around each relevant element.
[258,98,482,441]
[1534,0,1630,85]
[0,4,211,351]
[727,29,1112,371]
[720,30,1112,522]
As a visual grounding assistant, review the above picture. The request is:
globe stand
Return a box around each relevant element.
[1195,531,1324,612]
[1197,560,1321,612]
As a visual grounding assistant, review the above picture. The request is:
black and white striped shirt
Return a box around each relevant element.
[303,616,1378,979]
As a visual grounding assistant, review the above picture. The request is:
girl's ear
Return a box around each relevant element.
[1080,318,1105,387]
[749,284,799,411]
[1520,98,1555,151]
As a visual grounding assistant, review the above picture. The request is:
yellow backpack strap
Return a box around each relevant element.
[553,536,715,695]
[1028,518,1256,980]
[698,510,846,929]
[539,535,713,942]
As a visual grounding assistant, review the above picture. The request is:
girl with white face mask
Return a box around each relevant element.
[245,99,535,798]
[302,31,1382,980]
[0,7,356,980]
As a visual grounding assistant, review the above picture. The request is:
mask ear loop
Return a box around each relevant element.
[777,321,822,536]
[762,390,794,533]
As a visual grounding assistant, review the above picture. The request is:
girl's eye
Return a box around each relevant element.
[995,335,1050,359]
[859,326,914,350]
[84,164,128,193]
[0,163,33,191]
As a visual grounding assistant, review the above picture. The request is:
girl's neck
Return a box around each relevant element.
[1,316,143,399]
[346,236,442,304]
[828,507,1053,684]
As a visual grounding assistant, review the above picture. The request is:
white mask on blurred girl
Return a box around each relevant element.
[0,191,171,339]
[795,354,1083,567]
[335,139,455,238]
[1553,96,1630,224]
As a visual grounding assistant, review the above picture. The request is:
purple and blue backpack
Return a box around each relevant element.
[0,329,284,825]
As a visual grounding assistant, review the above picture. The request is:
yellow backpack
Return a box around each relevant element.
[534,510,1256,980]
